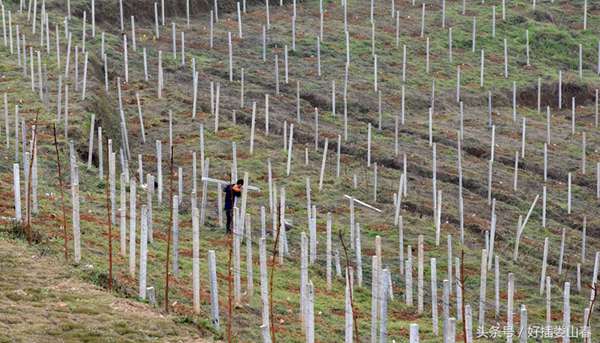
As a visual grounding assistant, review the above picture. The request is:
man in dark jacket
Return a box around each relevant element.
[223,179,243,234]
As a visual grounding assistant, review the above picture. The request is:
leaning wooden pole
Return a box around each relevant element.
[339,230,359,342]
[25,112,39,243]
[165,145,174,312]
[269,204,282,343]
[53,124,68,260]
[105,136,113,291]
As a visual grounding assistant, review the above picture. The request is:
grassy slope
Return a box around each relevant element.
[0,232,206,343]
[0,0,599,342]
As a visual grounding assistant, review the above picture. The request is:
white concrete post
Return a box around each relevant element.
[306,280,315,343]
[259,237,270,337]
[318,138,328,191]
[406,245,413,306]
[455,257,462,322]
[156,140,162,204]
[494,255,500,318]
[507,273,514,343]
[371,255,380,342]
[345,273,353,343]
[546,276,551,328]
[72,165,80,263]
[539,239,549,295]
[139,205,148,299]
[192,207,200,313]
[379,269,389,342]
[355,224,363,287]
[208,250,220,329]
[233,208,242,304]
[286,124,294,176]
[129,180,137,277]
[109,149,116,224]
[409,323,419,343]
[326,212,332,290]
[465,304,473,343]
[246,215,254,299]
[447,235,453,296]
[418,235,424,313]
[563,282,570,343]
[300,232,308,323]
[559,228,566,274]
[13,163,21,223]
[119,173,127,256]
[443,279,450,341]
[582,217,587,264]
[519,305,527,342]
[478,249,488,330]
[431,258,439,336]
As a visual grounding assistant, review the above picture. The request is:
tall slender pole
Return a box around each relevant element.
[165,145,174,312]
[338,231,359,342]
[105,135,113,291]
[25,113,39,243]
[269,198,282,343]
[53,124,68,260]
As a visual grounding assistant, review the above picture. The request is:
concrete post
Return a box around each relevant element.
[139,205,148,299]
[208,250,220,330]
[192,207,200,313]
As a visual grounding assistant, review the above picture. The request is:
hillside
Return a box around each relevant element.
[0,235,205,342]
[0,0,599,342]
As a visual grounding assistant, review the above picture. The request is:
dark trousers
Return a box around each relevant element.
[225,209,233,234]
